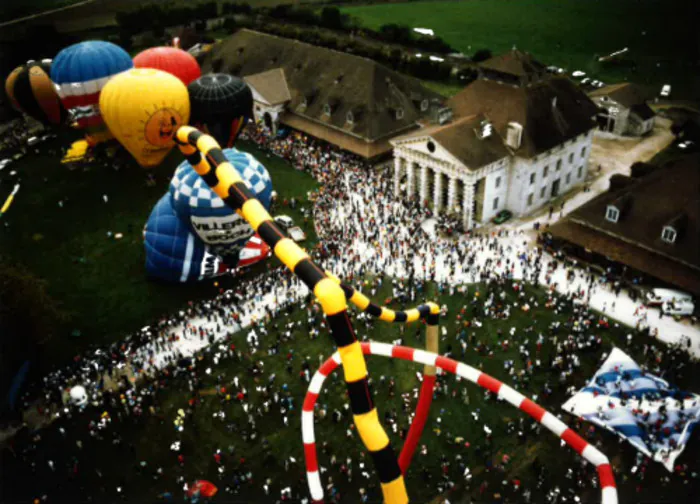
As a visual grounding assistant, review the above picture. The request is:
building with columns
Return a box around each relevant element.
[391,50,598,229]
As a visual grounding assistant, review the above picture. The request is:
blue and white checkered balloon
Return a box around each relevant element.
[169,148,273,258]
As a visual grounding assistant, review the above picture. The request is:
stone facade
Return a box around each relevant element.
[392,129,594,228]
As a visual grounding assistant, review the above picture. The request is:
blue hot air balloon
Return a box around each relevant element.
[143,195,227,283]
[50,40,133,144]
[169,148,273,261]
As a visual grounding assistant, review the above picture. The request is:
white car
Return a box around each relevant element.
[572,70,586,78]
[274,214,294,230]
[646,288,693,307]
[678,140,695,150]
[661,300,695,317]
[580,77,591,85]
[0,159,11,170]
[660,84,671,97]
[27,136,40,146]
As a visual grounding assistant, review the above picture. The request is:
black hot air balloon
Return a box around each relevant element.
[4,60,67,126]
[187,73,253,148]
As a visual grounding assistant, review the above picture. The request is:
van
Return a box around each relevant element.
[661,300,695,317]
[646,288,693,307]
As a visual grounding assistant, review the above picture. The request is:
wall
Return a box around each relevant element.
[506,129,593,216]
[479,159,509,222]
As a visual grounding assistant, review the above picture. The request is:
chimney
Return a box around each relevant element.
[506,122,523,149]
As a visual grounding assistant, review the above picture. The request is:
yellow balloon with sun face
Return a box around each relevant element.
[99,68,190,167]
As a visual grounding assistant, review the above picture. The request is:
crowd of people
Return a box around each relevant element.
[5,123,699,503]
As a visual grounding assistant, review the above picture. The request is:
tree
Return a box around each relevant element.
[0,259,66,417]
[471,49,493,62]
[320,6,344,30]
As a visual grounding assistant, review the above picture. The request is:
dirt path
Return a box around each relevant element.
[0,0,94,27]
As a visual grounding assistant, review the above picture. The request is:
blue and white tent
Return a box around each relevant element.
[562,347,699,471]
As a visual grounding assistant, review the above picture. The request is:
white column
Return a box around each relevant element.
[463,181,475,229]
[433,168,443,213]
[419,165,429,204]
[406,162,416,199]
[393,156,402,196]
[447,176,458,211]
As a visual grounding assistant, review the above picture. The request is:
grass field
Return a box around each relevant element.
[2,280,698,503]
[343,0,700,100]
[0,132,318,369]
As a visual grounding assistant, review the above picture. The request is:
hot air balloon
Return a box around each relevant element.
[4,60,66,125]
[50,41,133,145]
[143,195,228,283]
[238,234,271,268]
[187,480,218,499]
[133,46,201,86]
[188,74,253,148]
[169,147,272,262]
[100,68,190,168]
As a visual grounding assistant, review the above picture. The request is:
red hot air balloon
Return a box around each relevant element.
[133,47,201,86]
[186,480,218,498]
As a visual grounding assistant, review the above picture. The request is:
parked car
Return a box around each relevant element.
[660,84,671,97]
[580,77,591,85]
[646,288,693,306]
[274,214,294,231]
[572,70,586,78]
[492,210,513,225]
[678,140,695,150]
[661,300,695,317]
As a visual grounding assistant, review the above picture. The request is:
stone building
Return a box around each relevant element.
[391,50,598,229]
[200,29,443,161]
[589,83,655,136]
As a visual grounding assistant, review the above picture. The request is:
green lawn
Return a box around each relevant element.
[3,280,698,503]
[0,132,318,368]
[343,0,700,100]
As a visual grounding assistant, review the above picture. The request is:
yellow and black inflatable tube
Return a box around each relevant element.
[174,126,408,503]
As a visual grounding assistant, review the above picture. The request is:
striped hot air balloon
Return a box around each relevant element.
[238,234,271,268]
[50,41,133,145]
[4,60,66,125]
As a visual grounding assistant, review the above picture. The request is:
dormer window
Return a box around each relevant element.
[396,108,404,120]
[606,205,619,223]
[346,111,354,124]
[323,103,331,116]
[661,226,677,244]
[421,99,429,112]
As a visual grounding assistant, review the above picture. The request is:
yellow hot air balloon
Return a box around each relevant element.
[99,68,190,168]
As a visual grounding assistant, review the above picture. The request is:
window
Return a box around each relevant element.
[527,193,534,206]
[529,173,536,185]
[346,111,354,124]
[581,146,587,158]
[577,166,583,178]
[323,103,331,115]
[568,152,574,164]
[421,99,429,112]
[396,108,405,120]
[495,176,501,188]
[540,186,546,199]
[556,159,562,171]
[493,197,499,210]
[543,165,549,177]
[566,173,571,184]
[661,226,677,244]
[606,205,619,223]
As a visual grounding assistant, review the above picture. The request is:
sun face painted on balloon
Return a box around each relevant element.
[143,107,183,147]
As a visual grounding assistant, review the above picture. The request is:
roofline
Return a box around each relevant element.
[569,217,700,273]
[285,110,420,143]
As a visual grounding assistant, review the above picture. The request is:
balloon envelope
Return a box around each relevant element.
[188,74,253,148]
[238,234,271,268]
[143,195,227,283]
[5,60,66,125]
[51,41,133,143]
[100,68,190,167]
[169,147,273,261]
[133,47,201,86]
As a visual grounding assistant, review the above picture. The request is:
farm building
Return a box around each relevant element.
[548,155,700,296]
[589,83,656,136]
[199,29,444,161]
[391,50,598,229]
